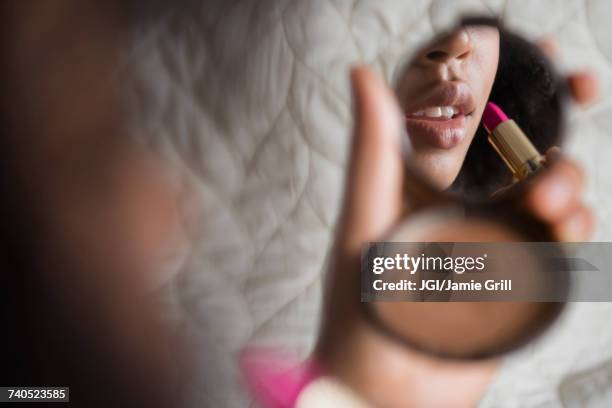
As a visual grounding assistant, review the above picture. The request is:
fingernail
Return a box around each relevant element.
[545,147,562,163]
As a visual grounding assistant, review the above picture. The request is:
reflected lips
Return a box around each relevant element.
[404,82,475,150]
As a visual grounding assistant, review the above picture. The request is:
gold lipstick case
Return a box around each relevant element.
[487,120,544,180]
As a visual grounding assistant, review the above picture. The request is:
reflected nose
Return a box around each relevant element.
[420,29,472,64]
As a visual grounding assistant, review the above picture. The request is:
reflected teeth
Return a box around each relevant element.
[412,106,457,119]
[440,106,455,118]
[425,107,442,117]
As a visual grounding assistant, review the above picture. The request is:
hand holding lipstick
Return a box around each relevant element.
[523,145,593,242]
[523,37,597,242]
[315,65,597,407]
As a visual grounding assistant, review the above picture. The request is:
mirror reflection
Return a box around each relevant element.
[395,19,564,197]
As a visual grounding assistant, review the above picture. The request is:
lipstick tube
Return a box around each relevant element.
[482,102,543,180]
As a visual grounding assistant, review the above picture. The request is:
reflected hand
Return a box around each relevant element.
[524,37,597,241]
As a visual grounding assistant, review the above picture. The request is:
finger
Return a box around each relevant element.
[551,203,595,242]
[536,35,598,106]
[524,158,584,223]
[337,66,405,256]
[536,35,559,60]
[319,67,405,344]
[567,72,599,106]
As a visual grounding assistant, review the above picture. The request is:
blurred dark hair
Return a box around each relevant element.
[450,28,564,196]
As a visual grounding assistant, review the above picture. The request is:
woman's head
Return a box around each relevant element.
[396,25,500,189]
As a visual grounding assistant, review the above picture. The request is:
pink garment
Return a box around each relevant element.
[239,348,322,408]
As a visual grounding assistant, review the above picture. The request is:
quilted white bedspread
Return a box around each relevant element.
[127,0,612,406]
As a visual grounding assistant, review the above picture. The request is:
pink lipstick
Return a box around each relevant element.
[482,102,543,180]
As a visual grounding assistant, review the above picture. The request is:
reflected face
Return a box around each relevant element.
[396,26,500,189]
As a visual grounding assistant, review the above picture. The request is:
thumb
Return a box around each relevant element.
[337,66,405,257]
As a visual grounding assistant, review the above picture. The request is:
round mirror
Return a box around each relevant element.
[396,17,565,199]
[363,17,569,360]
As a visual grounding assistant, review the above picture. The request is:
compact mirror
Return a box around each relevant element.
[363,17,569,360]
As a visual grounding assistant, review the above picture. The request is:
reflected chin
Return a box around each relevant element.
[410,152,466,190]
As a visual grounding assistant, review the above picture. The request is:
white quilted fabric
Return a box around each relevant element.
[127,0,612,406]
